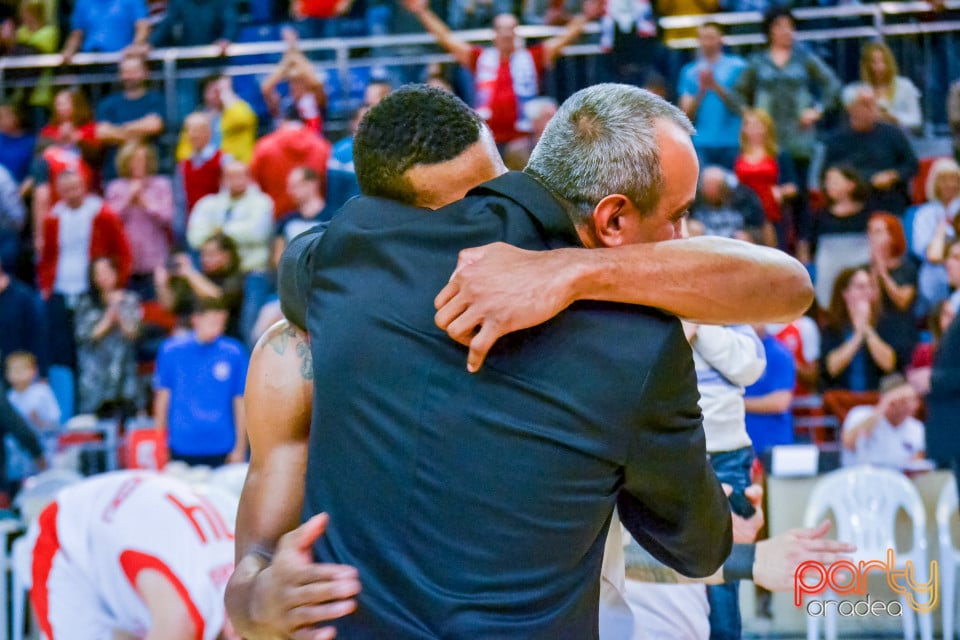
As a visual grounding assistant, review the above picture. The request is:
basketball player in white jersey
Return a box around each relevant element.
[28,471,238,640]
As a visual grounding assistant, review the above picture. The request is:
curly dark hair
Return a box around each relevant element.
[354,84,485,205]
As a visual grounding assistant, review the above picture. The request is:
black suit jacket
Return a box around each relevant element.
[279,172,731,639]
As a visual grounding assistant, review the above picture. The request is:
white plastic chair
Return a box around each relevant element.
[207,462,249,498]
[802,466,934,640]
[938,480,960,640]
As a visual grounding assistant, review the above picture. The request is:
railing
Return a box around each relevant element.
[1,0,959,128]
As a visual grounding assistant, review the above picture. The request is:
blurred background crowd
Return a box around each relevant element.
[0,0,958,509]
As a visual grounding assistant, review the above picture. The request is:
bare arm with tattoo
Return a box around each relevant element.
[225,320,361,639]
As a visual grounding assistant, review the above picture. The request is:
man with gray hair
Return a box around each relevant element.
[278,83,754,638]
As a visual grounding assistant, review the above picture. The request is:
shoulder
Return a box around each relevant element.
[894,76,920,96]
[217,336,248,358]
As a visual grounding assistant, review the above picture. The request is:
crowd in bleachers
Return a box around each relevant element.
[0,0,958,498]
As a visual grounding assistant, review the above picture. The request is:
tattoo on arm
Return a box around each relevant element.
[264,323,314,381]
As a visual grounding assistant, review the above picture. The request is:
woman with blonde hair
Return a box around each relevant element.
[734,108,797,249]
[105,141,173,299]
[911,157,960,312]
[857,41,921,132]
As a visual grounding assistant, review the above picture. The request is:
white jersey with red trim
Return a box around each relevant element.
[32,471,235,640]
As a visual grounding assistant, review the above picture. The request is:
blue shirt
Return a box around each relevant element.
[71,0,147,52]
[678,53,746,149]
[745,334,796,456]
[96,91,166,181]
[0,133,37,183]
[154,333,247,456]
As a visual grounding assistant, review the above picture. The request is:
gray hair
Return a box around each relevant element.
[525,84,694,225]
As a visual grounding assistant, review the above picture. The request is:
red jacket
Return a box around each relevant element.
[250,125,331,218]
[37,199,133,296]
[181,149,224,215]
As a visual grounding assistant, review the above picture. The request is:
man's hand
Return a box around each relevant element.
[725,484,764,544]
[799,108,821,128]
[753,520,856,592]
[434,243,577,373]
[249,514,361,639]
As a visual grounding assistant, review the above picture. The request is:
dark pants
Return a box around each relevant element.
[707,445,754,640]
[170,451,228,468]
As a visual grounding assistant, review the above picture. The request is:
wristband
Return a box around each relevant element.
[722,543,756,582]
[248,544,274,564]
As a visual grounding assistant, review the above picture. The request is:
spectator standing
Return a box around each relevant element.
[60,0,149,59]
[822,86,918,216]
[95,55,166,183]
[597,0,661,88]
[0,101,36,186]
[808,166,873,308]
[105,142,173,299]
[404,0,601,145]
[734,6,841,250]
[911,158,960,314]
[744,325,796,458]
[854,42,922,133]
[178,112,227,221]
[735,108,797,248]
[249,112,330,219]
[821,266,908,392]
[840,374,924,469]
[768,312,821,397]
[0,263,48,377]
[867,212,917,350]
[678,22,746,170]
[950,77,960,162]
[187,161,274,274]
[272,167,329,269]
[0,1,59,111]
[153,296,248,467]
[690,165,766,241]
[260,29,327,135]
[156,234,245,340]
[175,75,257,164]
[74,256,141,417]
[37,170,132,404]
[149,0,236,50]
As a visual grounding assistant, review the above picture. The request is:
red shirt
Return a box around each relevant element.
[468,45,545,145]
[250,125,331,218]
[734,154,781,223]
[298,0,337,17]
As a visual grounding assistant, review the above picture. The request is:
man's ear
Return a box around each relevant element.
[590,194,636,248]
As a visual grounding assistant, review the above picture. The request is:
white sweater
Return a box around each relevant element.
[692,324,766,453]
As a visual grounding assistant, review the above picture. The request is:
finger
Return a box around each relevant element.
[795,519,832,540]
[283,577,362,606]
[744,484,764,505]
[721,483,733,497]
[292,625,338,640]
[466,323,499,374]
[292,562,360,586]
[288,599,359,628]
[445,309,483,348]
[803,539,857,553]
[278,513,330,555]
[433,293,469,333]
[434,280,459,312]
